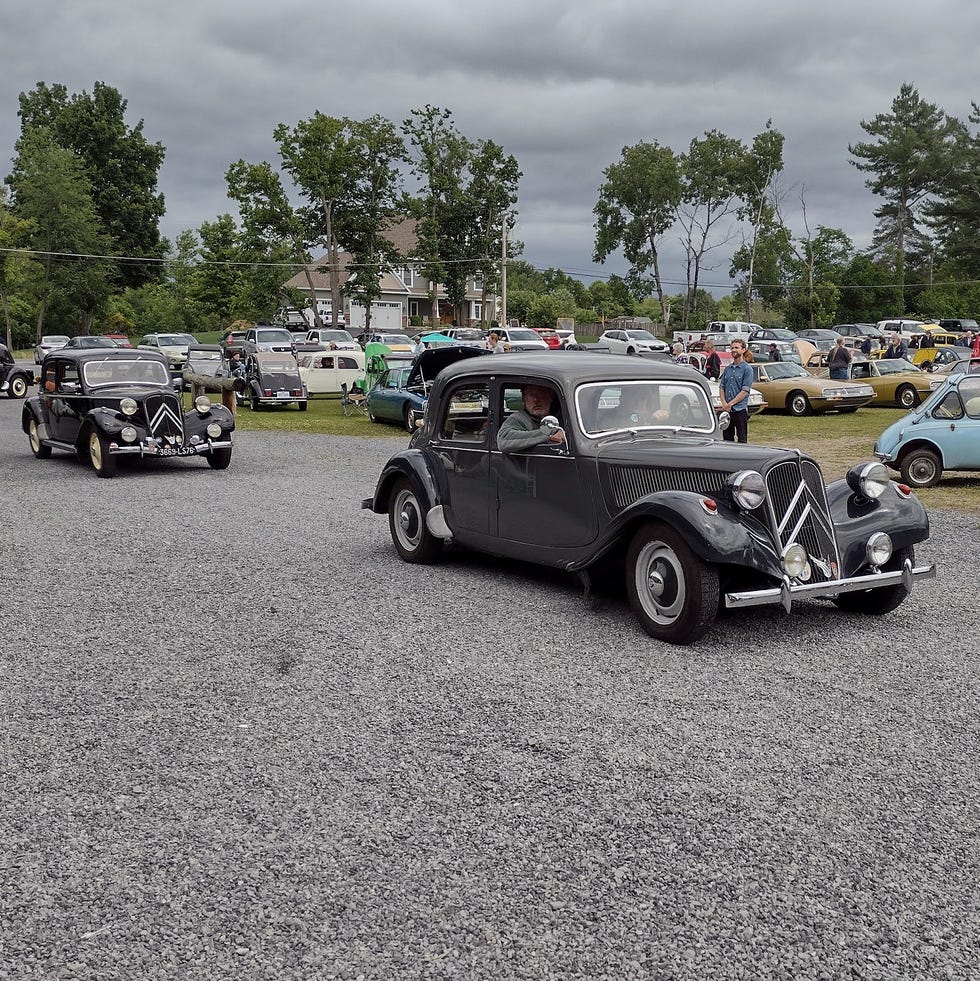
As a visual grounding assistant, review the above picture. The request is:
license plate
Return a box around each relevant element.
[276,390,290,398]
[158,446,197,457]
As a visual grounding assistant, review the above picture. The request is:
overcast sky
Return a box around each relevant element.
[2,0,977,294]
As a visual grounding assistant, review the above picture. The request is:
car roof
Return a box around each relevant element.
[436,351,710,388]
[49,349,168,365]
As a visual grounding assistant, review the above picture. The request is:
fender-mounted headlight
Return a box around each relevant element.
[727,470,766,510]
[846,461,890,500]
[194,395,212,414]
[120,397,138,416]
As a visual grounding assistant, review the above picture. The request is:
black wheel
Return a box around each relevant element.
[625,522,719,644]
[834,546,915,616]
[626,346,636,356]
[369,410,378,423]
[899,447,941,488]
[388,477,441,563]
[404,404,417,432]
[28,416,51,459]
[298,401,308,412]
[897,385,918,409]
[250,395,260,412]
[8,374,28,399]
[207,447,232,470]
[87,429,117,479]
[787,391,811,417]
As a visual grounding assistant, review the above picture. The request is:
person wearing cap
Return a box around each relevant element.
[767,342,781,362]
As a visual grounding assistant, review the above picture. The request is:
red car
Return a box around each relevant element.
[534,329,562,350]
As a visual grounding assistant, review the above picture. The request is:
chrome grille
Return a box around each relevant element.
[609,467,725,508]
[765,459,839,583]
[142,393,185,444]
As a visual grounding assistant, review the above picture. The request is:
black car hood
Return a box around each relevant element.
[407,346,489,389]
[594,435,798,474]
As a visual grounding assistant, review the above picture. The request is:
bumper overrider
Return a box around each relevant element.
[725,556,936,612]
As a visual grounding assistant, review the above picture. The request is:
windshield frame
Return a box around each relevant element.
[82,357,172,388]
[575,379,716,439]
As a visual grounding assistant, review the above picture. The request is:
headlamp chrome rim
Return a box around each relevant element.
[119,397,138,416]
[781,542,808,579]
[727,470,766,510]
[194,395,212,414]
[847,461,890,500]
[866,531,893,568]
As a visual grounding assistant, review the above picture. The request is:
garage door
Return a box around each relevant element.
[349,301,403,330]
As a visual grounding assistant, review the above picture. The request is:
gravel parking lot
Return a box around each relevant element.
[2,395,979,979]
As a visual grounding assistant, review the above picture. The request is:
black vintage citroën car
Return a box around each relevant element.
[363,353,935,645]
[23,348,235,478]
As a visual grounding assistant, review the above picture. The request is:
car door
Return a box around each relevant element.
[429,378,492,537]
[489,380,597,549]
[44,357,85,444]
[924,380,980,469]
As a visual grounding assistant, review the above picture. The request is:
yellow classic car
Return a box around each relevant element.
[749,361,875,416]
[909,344,962,371]
[804,354,940,408]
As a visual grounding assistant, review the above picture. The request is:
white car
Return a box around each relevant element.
[555,328,578,348]
[296,349,366,395]
[497,327,549,351]
[306,328,359,351]
[34,334,70,364]
[599,329,670,356]
[137,332,198,371]
[707,379,767,417]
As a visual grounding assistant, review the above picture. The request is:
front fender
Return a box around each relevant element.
[826,479,930,576]
[87,406,129,436]
[368,449,440,514]
[21,398,42,434]
[577,490,782,578]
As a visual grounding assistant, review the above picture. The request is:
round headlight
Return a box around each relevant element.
[120,426,137,443]
[782,542,808,579]
[728,470,766,510]
[847,461,890,500]
[194,395,212,413]
[206,423,222,438]
[120,397,138,416]
[866,532,893,567]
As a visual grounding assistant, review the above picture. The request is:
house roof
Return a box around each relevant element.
[282,217,421,292]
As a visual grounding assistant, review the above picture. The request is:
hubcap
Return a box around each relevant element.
[90,433,102,469]
[394,491,422,548]
[910,458,935,483]
[635,542,685,624]
[29,421,39,451]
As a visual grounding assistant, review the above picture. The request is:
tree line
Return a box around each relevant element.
[2,80,979,349]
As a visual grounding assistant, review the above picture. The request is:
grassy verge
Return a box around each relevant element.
[226,396,399,438]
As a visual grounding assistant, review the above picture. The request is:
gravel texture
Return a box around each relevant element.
[1,396,979,980]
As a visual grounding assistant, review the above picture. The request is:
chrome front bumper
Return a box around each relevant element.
[110,438,233,457]
[725,558,936,612]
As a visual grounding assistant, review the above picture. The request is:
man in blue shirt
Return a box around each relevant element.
[718,338,753,443]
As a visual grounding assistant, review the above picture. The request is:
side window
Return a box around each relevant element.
[338,357,357,369]
[58,362,80,391]
[439,382,490,442]
[933,392,963,420]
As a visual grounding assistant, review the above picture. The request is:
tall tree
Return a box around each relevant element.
[593,141,682,325]
[6,130,113,338]
[734,122,786,321]
[849,83,963,310]
[273,113,363,327]
[928,101,980,272]
[677,130,746,328]
[0,186,35,348]
[403,105,475,327]
[339,115,408,332]
[16,81,166,288]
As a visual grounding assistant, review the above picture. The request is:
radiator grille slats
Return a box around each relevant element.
[765,460,839,583]
[142,393,185,443]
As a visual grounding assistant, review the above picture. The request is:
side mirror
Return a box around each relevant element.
[60,381,79,394]
[539,415,560,434]
[717,410,731,431]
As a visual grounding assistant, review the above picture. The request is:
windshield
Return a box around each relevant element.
[321,330,354,342]
[257,329,292,342]
[43,335,70,344]
[83,358,171,387]
[876,358,919,375]
[576,380,715,436]
[507,330,541,341]
[626,330,657,340]
[760,362,809,380]
[259,359,297,373]
[378,334,412,345]
[156,334,186,346]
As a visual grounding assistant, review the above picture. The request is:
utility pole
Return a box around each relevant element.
[499,216,507,329]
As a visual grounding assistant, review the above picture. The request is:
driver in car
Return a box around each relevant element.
[497,383,566,453]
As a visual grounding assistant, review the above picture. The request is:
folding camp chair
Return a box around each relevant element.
[341,381,368,417]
